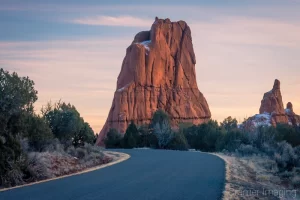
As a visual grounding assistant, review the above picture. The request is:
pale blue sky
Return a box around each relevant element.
[1,0,300,132]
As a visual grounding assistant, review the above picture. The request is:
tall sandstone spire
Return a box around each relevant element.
[259,79,289,125]
[96,18,211,145]
[259,79,285,115]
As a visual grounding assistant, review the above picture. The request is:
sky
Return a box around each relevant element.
[1,0,300,132]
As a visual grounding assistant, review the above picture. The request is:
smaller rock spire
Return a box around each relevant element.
[287,102,293,112]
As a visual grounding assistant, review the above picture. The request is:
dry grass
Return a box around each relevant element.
[0,151,130,192]
[27,146,111,180]
[216,153,299,200]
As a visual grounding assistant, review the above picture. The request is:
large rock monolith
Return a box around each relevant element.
[96,18,211,145]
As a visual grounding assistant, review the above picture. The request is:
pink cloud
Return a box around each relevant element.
[71,15,153,27]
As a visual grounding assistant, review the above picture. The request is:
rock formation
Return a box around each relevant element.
[243,79,299,129]
[285,102,300,126]
[96,17,211,145]
[259,79,289,125]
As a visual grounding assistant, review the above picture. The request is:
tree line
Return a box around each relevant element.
[105,111,300,175]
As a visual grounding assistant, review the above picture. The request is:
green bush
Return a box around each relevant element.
[0,133,23,187]
[183,120,222,152]
[138,125,158,148]
[220,116,238,131]
[275,124,300,147]
[245,125,276,149]
[42,101,95,147]
[104,128,123,148]
[237,144,259,156]
[167,131,189,151]
[0,68,38,187]
[26,115,54,152]
[122,122,139,149]
[274,141,298,171]
[216,129,248,152]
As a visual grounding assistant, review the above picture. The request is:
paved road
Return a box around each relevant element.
[0,149,225,200]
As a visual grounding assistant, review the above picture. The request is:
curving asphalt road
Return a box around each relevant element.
[0,149,225,200]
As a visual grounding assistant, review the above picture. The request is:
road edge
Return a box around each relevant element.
[209,153,230,200]
[0,151,130,192]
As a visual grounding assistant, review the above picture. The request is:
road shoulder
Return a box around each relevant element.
[0,151,130,192]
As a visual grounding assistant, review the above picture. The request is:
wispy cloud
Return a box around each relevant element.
[190,17,300,48]
[71,15,153,27]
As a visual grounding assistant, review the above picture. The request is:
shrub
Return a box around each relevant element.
[260,142,277,157]
[122,122,139,149]
[138,124,159,148]
[44,138,65,153]
[2,162,24,187]
[18,137,29,153]
[151,109,170,126]
[220,116,238,131]
[275,124,300,147]
[216,129,248,152]
[1,153,29,187]
[24,153,50,181]
[153,120,173,149]
[104,128,123,148]
[292,176,300,188]
[83,143,103,155]
[0,68,38,187]
[42,101,95,147]
[0,133,22,187]
[294,146,300,167]
[237,144,259,156]
[248,126,276,149]
[75,148,87,159]
[26,115,54,152]
[66,146,77,157]
[178,122,194,132]
[150,110,173,149]
[183,120,223,152]
[167,131,189,151]
[274,142,298,171]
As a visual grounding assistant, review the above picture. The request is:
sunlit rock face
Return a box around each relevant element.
[259,79,288,126]
[243,79,299,130]
[96,17,211,145]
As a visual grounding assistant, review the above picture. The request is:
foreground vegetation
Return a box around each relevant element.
[0,68,108,188]
[2,67,299,194]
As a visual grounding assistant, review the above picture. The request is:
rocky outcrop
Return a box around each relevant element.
[259,79,285,114]
[96,17,211,145]
[259,79,288,125]
[285,102,300,126]
[243,79,299,129]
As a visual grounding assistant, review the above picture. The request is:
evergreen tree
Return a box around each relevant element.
[104,128,122,148]
[42,101,95,147]
[122,122,139,148]
[168,131,189,150]
[220,116,238,131]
